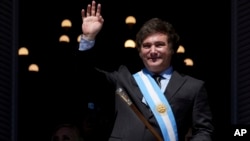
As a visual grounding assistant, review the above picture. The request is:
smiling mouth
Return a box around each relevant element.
[150,58,159,62]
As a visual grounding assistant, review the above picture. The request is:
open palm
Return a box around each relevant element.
[81,1,104,40]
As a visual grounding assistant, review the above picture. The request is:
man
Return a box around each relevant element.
[51,123,84,141]
[78,1,214,141]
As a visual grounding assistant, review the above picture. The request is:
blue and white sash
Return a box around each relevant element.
[133,69,178,141]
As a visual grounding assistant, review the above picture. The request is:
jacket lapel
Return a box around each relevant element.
[164,71,186,101]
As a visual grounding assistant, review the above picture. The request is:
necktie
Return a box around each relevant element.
[152,75,162,88]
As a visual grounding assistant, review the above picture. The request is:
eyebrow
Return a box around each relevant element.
[142,41,167,45]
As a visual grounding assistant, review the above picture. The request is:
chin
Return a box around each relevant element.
[148,61,161,66]
[147,64,161,70]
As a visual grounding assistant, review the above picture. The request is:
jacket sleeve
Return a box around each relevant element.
[191,82,214,141]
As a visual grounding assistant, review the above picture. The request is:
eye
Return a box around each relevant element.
[155,42,166,47]
[142,43,151,48]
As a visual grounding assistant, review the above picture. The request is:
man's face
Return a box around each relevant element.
[139,32,173,74]
[52,127,79,141]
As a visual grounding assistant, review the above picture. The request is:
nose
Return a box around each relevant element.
[150,46,157,53]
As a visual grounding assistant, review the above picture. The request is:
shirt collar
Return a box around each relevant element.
[144,66,173,80]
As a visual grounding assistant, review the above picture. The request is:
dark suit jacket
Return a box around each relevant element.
[96,65,214,141]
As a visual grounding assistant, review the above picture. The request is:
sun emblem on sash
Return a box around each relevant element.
[157,104,166,113]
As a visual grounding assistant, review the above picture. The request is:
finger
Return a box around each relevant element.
[81,9,85,19]
[98,16,104,23]
[91,1,96,16]
[86,4,91,17]
[96,3,101,17]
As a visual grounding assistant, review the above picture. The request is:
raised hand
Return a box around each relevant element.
[81,1,104,40]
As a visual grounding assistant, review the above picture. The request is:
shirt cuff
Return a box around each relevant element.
[79,36,95,51]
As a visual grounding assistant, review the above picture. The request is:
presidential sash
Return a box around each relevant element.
[133,69,178,141]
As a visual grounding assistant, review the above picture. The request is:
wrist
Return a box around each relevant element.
[81,34,95,41]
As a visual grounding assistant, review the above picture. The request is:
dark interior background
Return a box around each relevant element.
[17,0,231,140]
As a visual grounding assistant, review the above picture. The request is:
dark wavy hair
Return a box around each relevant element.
[135,18,180,52]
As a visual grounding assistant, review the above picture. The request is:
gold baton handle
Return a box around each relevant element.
[116,88,163,141]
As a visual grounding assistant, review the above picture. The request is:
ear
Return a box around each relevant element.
[138,50,143,58]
